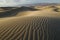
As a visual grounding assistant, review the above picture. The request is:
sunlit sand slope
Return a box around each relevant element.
[0,16,60,40]
[0,6,60,40]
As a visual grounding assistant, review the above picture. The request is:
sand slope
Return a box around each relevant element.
[0,6,60,40]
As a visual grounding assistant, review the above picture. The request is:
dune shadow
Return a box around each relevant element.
[50,6,60,12]
[0,7,38,18]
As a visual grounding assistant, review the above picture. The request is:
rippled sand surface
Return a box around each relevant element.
[0,6,60,40]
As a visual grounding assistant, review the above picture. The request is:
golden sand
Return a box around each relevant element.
[0,6,60,40]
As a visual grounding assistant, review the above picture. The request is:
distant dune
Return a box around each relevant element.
[0,5,60,40]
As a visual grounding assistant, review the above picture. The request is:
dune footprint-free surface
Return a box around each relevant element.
[0,7,60,40]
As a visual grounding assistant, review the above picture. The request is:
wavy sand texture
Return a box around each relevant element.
[0,6,60,40]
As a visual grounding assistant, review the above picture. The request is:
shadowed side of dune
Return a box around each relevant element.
[0,7,38,18]
[0,16,60,40]
[48,6,60,12]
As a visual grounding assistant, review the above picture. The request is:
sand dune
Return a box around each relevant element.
[0,6,60,40]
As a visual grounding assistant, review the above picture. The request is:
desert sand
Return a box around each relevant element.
[0,6,60,40]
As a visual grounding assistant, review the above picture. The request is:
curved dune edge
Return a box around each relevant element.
[0,6,60,40]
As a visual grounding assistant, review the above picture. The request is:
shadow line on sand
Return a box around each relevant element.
[0,7,39,18]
